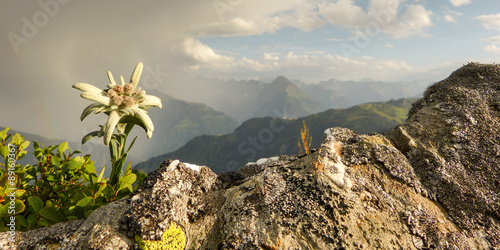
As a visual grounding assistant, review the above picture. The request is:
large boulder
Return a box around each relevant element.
[1,63,499,249]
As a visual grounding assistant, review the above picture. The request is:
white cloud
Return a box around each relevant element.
[442,9,462,24]
[484,44,500,53]
[482,36,500,53]
[181,37,233,65]
[194,18,275,36]
[318,0,369,29]
[318,0,433,39]
[475,14,500,31]
[444,14,457,23]
[186,48,416,82]
[385,44,394,48]
[450,0,472,7]
[193,0,324,36]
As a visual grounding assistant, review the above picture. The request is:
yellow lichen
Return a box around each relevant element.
[135,222,186,250]
[313,160,324,172]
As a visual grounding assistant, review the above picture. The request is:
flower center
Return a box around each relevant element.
[108,84,137,107]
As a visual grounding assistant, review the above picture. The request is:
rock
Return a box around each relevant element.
[2,63,499,249]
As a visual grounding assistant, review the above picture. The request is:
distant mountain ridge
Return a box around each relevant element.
[163,76,325,122]
[298,78,429,108]
[134,98,415,173]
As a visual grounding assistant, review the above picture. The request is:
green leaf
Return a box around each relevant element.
[65,157,84,170]
[33,141,40,151]
[97,166,106,183]
[0,145,8,159]
[37,217,50,227]
[45,200,52,207]
[14,189,26,198]
[16,215,28,228]
[48,145,58,153]
[0,199,25,216]
[28,196,44,214]
[39,207,65,223]
[11,134,24,145]
[19,141,30,150]
[95,183,107,197]
[116,173,137,192]
[58,142,69,155]
[102,184,115,202]
[0,127,9,141]
[50,156,61,167]
[125,135,139,155]
[27,213,38,227]
[17,150,27,161]
[80,103,102,121]
[34,147,43,160]
[83,162,96,175]
[109,142,118,162]
[119,116,148,133]
[124,162,132,176]
[76,196,94,207]
[82,131,100,145]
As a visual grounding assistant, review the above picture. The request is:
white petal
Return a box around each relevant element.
[130,62,143,88]
[95,105,116,114]
[81,93,111,106]
[132,107,154,132]
[107,71,117,87]
[73,83,103,94]
[121,107,134,116]
[140,95,162,109]
[104,110,120,145]
[120,76,126,85]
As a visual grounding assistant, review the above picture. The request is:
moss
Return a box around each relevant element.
[135,222,186,250]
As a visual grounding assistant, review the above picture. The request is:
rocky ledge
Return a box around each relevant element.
[1,63,499,249]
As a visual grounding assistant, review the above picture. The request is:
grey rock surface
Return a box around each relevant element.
[1,63,499,249]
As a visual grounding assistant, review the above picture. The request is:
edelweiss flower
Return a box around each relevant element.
[73,62,162,145]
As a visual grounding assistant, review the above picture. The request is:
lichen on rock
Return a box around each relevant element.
[134,222,186,250]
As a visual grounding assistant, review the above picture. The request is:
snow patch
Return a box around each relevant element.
[184,163,201,172]
[268,156,279,162]
[256,158,268,165]
[167,160,180,171]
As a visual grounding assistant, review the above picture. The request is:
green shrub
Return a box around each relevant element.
[0,127,146,231]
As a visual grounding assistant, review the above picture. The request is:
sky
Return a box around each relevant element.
[1,0,500,146]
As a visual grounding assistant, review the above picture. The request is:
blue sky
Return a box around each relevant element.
[1,0,500,142]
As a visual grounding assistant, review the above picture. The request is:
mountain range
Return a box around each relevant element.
[4,75,426,176]
[133,98,415,173]
[297,78,427,108]
[162,76,326,122]
[164,75,428,121]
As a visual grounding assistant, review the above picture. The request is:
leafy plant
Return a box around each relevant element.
[0,127,146,231]
[73,62,162,186]
[298,120,312,154]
